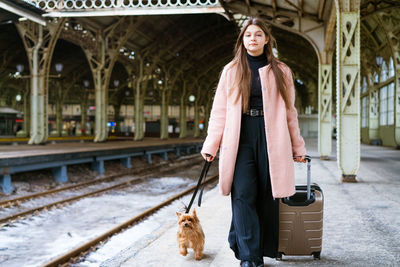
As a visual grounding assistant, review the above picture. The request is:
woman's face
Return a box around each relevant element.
[243,24,269,56]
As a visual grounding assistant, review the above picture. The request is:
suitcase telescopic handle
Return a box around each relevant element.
[293,155,312,200]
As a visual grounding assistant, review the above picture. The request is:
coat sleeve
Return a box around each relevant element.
[200,66,228,160]
[284,65,307,157]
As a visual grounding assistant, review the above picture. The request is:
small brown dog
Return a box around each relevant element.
[176,209,205,260]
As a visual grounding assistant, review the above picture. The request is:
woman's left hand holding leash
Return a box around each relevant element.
[293,155,306,163]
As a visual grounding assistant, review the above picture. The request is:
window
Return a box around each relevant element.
[388,82,394,125]
[379,82,395,126]
[361,96,369,128]
[389,57,395,77]
[379,86,387,126]
[374,71,379,84]
[381,61,388,81]
[362,76,368,93]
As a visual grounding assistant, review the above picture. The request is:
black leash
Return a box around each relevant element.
[185,159,212,213]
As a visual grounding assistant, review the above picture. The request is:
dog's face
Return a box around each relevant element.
[176,209,199,230]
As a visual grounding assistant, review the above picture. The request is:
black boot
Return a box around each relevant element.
[255,256,264,267]
[240,260,256,267]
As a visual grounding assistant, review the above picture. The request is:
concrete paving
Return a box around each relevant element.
[102,138,400,267]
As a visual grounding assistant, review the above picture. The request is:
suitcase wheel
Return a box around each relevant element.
[275,252,283,261]
[312,252,321,260]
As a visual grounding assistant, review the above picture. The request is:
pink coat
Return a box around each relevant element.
[201,61,306,198]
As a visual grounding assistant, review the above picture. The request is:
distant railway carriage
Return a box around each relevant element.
[0,107,22,136]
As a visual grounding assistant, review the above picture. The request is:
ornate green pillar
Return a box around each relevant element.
[16,20,64,144]
[367,72,379,142]
[336,0,361,182]
[318,64,332,159]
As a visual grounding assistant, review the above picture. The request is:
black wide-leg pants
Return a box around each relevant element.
[228,114,279,261]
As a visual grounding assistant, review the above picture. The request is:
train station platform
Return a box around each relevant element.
[0,137,202,158]
[101,138,400,267]
[0,138,203,194]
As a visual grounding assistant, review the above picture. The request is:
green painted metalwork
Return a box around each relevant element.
[24,0,223,17]
[376,11,400,146]
[73,17,136,142]
[16,19,64,144]
[336,5,361,179]
[318,64,332,158]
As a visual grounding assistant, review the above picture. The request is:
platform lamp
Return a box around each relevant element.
[113,79,120,89]
[16,64,24,74]
[15,64,29,79]
[55,63,63,75]
[81,79,90,136]
[14,63,29,137]
[189,95,195,121]
[83,80,90,88]
[52,63,64,137]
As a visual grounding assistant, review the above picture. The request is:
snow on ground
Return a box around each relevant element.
[0,176,199,267]
[76,188,212,267]
[0,175,144,219]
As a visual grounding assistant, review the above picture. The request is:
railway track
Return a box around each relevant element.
[0,154,204,226]
[40,173,218,267]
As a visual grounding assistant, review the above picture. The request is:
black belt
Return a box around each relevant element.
[243,109,264,116]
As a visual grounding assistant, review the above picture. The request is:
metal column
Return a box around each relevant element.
[30,25,43,144]
[318,64,332,158]
[336,1,361,182]
[16,20,64,144]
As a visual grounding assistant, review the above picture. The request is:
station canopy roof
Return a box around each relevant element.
[0,0,399,108]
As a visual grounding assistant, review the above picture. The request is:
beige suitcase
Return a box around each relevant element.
[277,156,323,260]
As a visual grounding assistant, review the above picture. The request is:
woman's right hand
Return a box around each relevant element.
[204,153,215,162]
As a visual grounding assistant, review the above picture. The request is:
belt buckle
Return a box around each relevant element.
[250,109,257,116]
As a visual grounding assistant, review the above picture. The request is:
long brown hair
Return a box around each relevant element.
[230,17,291,111]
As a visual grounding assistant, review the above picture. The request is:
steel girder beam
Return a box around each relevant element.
[68,17,139,142]
[224,0,324,47]
[143,19,235,67]
[360,0,400,20]
[318,0,327,21]
[336,0,361,183]
[0,0,45,25]
[95,18,137,142]
[69,16,235,89]
[165,34,236,75]
[55,15,235,140]
[154,38,234,137]
[24,0,224,17]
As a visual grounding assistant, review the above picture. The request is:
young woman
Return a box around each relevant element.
[201,17,306,267]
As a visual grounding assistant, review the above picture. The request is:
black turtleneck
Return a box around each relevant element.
[246,52,268,110]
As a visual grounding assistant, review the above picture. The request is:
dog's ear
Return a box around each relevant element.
[192,209,198,218]
[176,211,182,218]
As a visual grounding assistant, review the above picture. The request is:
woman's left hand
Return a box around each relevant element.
[293,155,306,163]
